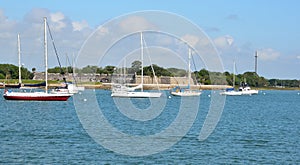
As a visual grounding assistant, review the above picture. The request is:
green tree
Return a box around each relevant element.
[81,65,98,73]
[167,68,186,77]
[48,66,63,74]
[130,60,142,74]
[96,67,105,76]
[103,65,115,76]
[195,69,210,85]
[0,64,32,80]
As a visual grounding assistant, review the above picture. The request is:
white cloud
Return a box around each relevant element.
[119,16,155,32]
[0,8,93,71]
[181,34,199,47]
[0,9,7,21]
[0,9,17,34]
[24,8,49,23]
[72,20,89,31]
[258,48,280,61]
[50,12,64,22]
[214,35,234,50]
[50,12,66,31]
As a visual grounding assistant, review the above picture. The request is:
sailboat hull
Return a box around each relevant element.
[3,92,72,101]
[220,89,258,96]
[220,91,243,96]
[111,91,161,98]
[171,91,201,96]
[4,83,21,89]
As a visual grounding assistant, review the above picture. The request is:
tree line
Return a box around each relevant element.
[0,64,33,80]
[1,62,299,88]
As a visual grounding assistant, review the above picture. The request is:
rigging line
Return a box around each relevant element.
[234,62,238,75]
[142,34,160,91]
[65,54,79,85]
[191,50,198,72]
[190,49,199,85]
[46,22,66,82]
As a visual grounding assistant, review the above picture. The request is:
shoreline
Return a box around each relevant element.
[53,83,300,90]
[1,82,299,91]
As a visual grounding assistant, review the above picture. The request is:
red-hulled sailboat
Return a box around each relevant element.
[3,91,72,101]
[3,17,72,101]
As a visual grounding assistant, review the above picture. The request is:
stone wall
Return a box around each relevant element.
[33,72,198,85]
[33,72,109,82]
[135,75,196,85]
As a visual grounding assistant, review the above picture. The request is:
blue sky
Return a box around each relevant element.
[0,0,299,79]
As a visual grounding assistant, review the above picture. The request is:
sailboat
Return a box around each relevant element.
[220,61,242,96]
[171,47,201,96]
[67,54,85,93]
[51,54,85,94]
[3,17,72,101]
[111,32,162,98]
[5,34,46,89]
[4,34,22,89]
[220,61,258,96]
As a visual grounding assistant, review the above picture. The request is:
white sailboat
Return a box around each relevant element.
[220,61,242,96]
[171,47,201,96]
[3,17,72,101]
[111,58,142,93]
[70,54,85,92]
[52,54,85,94]
[111,32,162,98]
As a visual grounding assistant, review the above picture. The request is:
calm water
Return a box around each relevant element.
[0,89,299,164]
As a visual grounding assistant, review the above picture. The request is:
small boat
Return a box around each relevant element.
[220,87,242,96]
[51,82,84,94]
[66,83,85,93]
[3,17,72,101]
[71,54,85,93]
[237,82,259,95]
[221,83,258,96]
[220,61,258,96]
[171,86,202,97]
[52,53,85,94]
[171,47,201,97]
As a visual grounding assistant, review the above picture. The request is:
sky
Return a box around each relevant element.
[0,0,299,79]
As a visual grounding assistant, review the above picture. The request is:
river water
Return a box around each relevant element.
[0,89,299,164]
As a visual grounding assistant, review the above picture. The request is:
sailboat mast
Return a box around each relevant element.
[123,57,126,84]
[72,53,75,78]
[44,17,48,93]
[233,61,236,88]
[188,47,191,88]
[140,32,144,92]
[17,34,22,84]
[255,51,258,74]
